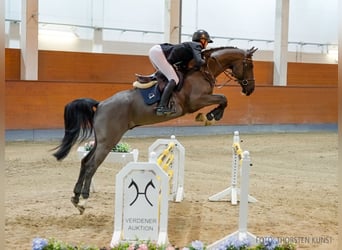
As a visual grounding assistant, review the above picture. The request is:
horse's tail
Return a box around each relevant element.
[53,98,99,161]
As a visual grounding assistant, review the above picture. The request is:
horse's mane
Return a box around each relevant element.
[202,46,237,57]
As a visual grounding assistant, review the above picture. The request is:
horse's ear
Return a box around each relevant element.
[247,47,258,56]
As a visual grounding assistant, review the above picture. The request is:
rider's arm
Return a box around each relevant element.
[189,42,205,68]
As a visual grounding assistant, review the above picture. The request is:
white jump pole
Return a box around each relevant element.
[208,131,257,204]
[233,151,257,243]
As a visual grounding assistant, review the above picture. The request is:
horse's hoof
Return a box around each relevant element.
[206,112,215,121]
[71,197,79,207]
[71,196,87,215]
[195,113,205,122]
[76,205,85,215]
[205,119,215,126]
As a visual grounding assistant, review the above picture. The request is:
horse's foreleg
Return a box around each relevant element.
[207,106,225,121]
[195,94,228,124]
[209,95,228,120]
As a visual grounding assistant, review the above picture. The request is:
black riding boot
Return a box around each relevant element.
[156,79,176,116]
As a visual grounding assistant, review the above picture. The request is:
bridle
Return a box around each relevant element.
[237,57,255,87]
[203,52,255,88]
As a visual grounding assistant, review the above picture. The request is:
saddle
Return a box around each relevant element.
[135,73,157,84]
[133,71,183,105]
[133,70,184,92]
[133,65,190,105]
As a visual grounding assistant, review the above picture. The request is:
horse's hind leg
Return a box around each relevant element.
[71,149,98,214]
[71,142,112,214]
[82,142,112,199]
[72,129,128,214]
[71,99,131,214]
[71,158,88,205]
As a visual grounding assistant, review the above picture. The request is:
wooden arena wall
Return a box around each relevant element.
[5,49,338,130]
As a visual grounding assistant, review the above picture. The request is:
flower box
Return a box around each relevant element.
[77,146,139,164]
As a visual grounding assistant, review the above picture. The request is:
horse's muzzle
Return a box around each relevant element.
[246,86,255,96]
[240,79,255,96]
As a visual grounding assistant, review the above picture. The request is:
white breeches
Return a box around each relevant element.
[148,45,179,84]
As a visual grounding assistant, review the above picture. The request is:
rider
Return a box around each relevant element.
[149,29,213,116]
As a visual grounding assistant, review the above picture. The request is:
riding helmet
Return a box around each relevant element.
[192,29,213,43]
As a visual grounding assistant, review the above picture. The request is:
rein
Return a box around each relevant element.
[216,69,236,88]
[201,57,235,89]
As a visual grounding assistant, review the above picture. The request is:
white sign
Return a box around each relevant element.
[123,171,160,240]
[111,162,169,247]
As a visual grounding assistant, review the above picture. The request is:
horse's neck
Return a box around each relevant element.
[208,49,244,77]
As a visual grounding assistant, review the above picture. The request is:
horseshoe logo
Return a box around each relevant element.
[128,179,156,206]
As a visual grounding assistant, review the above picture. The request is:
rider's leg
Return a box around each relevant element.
[156,79,176,115]
[149,45,180,115]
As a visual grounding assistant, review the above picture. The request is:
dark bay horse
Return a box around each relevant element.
[53,46,257,214]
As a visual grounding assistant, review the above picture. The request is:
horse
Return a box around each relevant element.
[53,46,258,214]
